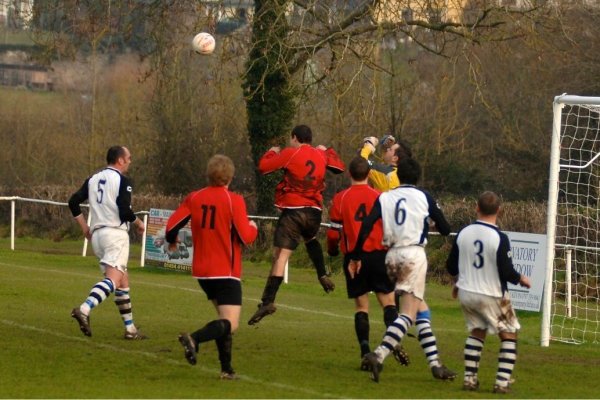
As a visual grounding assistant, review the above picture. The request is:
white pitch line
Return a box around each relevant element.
[0,318,343,398]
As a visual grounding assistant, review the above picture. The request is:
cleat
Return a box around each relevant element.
[124,330,148,340]
[463,377,480,391]
[318,275,335,293]
[493,383,511,394]
[431,364,457,380]
[71,308,92,337]
[219,370,238,380]
[361,352,383,383]
[178,333,197,365]
[392,345,410,366]
[360,358,372,372]
[247,302,277,325]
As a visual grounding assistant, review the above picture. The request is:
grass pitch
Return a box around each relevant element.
[1,238,599,398]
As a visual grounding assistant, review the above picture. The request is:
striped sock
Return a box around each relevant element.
[416,318,441,368]
[374,314,412,363]
[496,339,517,387]
[115,287,136,333]
[464,336,484,381]
[80,278,114,315]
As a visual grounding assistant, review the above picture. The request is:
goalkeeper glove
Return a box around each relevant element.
[363,136,378,153]
[380,134,396,149]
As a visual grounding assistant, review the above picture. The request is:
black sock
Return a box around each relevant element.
[216,333,233,372]
[394,292,401,313]
[261,276,283,304]
[306,238,327,278]
[191,319,231,347]
[383,305,398,327]
[355,311,370,356]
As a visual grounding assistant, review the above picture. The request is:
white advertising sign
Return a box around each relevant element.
[505,231,547,312]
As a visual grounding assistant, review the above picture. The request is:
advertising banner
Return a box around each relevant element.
[145,208,192,272]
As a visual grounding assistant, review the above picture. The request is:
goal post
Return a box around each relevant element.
[542,94,600,346]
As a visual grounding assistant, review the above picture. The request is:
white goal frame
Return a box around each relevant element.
[542,94,600,346]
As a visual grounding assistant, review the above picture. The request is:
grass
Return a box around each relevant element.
[1,237,599,398]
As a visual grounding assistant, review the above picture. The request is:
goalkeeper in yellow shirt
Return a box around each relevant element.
[359,135,457,380]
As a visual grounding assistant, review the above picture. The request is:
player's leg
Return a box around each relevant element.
[215,302,241,379]
[463,328,486,391]
[493,295,521,393]
[71,271,114,337]
[362,292,419,382]
[301,208,334,292]
[343,253,371,362]
[376,291,409,366]
[494,332,517,393]
[179,280,237,370]
[248,246,292,325]
[415,301,456,380]
[111,271,147,340]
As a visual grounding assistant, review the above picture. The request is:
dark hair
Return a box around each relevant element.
[106,146,126,165]
[291,125,312,144]
[396,157,421,185]
[478,191,501,216]
[395,139,412,161]
[349,156,370,181]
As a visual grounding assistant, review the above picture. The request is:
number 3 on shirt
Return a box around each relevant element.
[473,240,484,269]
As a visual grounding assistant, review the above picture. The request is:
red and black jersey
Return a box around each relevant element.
[259,144,345,209]
[327,184,385,255]
[165,186,257,280]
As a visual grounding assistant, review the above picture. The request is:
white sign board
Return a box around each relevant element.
[505,231,546,312]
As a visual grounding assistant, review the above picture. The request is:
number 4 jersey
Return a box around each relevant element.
[165,186,258,280]
[258,144,345,209]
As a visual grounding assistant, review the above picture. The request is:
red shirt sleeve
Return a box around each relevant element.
[325,147,345,174]
[258,148,294,175]
[326,195,342,256]
[165,194,193,243]
[231,193,258,245]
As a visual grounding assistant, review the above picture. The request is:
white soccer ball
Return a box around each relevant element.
[192,32,215,55]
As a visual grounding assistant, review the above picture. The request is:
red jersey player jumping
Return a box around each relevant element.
[248,124,345,325]
[166,154,258,379]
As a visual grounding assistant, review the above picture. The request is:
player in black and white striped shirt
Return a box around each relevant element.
[446,191,531,394]
[68,145,146,340]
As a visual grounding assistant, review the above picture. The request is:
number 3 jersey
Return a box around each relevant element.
[259,144,345,209]
[378,184,451,248]
[68,167,138,233]
[446,221,521,298]
[165,186,258,280]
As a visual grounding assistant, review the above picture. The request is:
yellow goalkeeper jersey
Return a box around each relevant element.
[359,144,400,192]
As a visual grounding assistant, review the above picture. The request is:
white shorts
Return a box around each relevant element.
[91,228,130,273]
[385,246,427,300]
[458,289,521,335]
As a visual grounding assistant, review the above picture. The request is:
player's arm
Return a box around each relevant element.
[68,178,92,239]
[231,195,258,245]
[497,233,531,289]
[166,195,192,249]
[359,139,391,191]
[326,197,342,256]
[425,192,451,236]
[445,235,460,277]
[258,146,289,175]
[117,176,144,234]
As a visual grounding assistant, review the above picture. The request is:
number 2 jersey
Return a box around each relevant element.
[446,221,521,297]
[68,167,138,233]
[327,184,385,254]
[259,144,345,209]
[165,186,258,280]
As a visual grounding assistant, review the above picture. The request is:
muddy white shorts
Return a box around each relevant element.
[385,245,427,300]
[458,289,520,334]
[91,227,130,273]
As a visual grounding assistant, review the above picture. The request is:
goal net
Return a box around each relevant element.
[542,94,600,345]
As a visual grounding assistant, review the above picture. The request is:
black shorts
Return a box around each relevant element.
[343,251,395,299]
[198,278,242,306]
[273,208,322,250]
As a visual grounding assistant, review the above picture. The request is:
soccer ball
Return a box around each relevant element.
[192,32,215,55]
